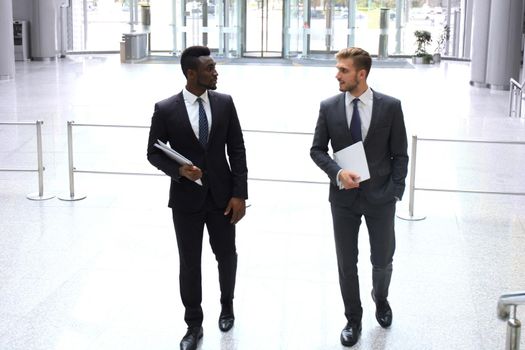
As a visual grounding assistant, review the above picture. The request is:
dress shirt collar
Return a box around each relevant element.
[345,87,373,106]
[183,88,210,105]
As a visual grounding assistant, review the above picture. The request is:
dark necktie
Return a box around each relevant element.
[350,98,362,143]
[197,98,208,146]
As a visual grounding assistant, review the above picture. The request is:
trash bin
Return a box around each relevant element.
[13,20,30,61]
[122,32,148,62]
[378,8,389,60]
[140,4,151,26]
[120,41,126,63]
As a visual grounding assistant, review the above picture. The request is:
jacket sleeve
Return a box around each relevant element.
[310,102,341,186]
[146,103,182,181]
[225,96,248,199]
[389,100,409,200]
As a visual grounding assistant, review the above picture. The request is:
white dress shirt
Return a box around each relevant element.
[337,87,374,188]
[345,87,373,141]
[182,88,212,140]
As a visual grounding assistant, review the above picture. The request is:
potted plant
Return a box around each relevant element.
[413,30,432,64]
[433,25,450,64]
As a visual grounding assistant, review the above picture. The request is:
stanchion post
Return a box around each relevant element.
[58,121,87,201]
[517,88,522,119]
[27,120,54,200]
[397,134,426,221]
[509,84,515,117]
[506,306,521,350]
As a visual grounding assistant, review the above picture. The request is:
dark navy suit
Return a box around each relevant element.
[310,89,408,324]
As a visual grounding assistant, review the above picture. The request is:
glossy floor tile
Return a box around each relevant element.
[1,55,524,350]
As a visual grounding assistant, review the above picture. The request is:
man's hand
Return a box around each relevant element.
[224,197,246,224]
[338,170,361,190]
[179,164,202,181]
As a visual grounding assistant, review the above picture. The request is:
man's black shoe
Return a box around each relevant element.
[180,326,203,350]
[340,322,362,347]
[372,290,393,328]
[218,304,235,332]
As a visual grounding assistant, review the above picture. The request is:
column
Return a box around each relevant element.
[485,0,524,90]
[0,0,15,80]
[32,0,57,60]
[469,0,490,87]
[462,0,473,58]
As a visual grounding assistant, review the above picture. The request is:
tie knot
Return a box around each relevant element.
[352,98,360,105]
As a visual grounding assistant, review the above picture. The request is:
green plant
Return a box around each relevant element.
[434,25,450,54]
[414,30,432,57]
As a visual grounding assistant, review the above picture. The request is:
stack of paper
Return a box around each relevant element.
[154,139,202,186]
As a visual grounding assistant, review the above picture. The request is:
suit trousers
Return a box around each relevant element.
[330,193,396,324]
[172,194,237,328]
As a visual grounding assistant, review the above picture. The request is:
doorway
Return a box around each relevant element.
[243,0,283,57]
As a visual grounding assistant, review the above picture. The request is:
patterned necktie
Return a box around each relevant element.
[197,97,208,146]
[350,98,362,143]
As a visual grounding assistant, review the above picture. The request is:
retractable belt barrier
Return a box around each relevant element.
[498,291,525,350]
[509,78,524,118]
[58,121,327,201]
[0,121,54,200]
[397,135,525,221]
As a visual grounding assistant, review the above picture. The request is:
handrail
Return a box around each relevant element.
[509,78,524,118]
[397,135,525,221]
[58,121,324,201]
[0,121,54,200]
[497,291,524,350]
[498,292,525,320]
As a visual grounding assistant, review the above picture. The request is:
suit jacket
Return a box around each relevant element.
[310,89,408,206]
[147,90,248,212]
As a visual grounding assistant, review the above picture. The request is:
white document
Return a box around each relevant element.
[333,141,370,184]
[154,140,202,186]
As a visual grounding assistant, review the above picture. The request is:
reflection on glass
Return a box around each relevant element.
[244,0,283,57]
[68,0,462,57]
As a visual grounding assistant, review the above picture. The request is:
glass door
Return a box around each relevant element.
[308,0,334,52]
[243,0,283,57]
[285,0,306,57]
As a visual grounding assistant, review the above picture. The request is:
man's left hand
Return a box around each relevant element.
[224,197,246,224]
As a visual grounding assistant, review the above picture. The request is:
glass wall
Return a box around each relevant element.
[243,0,283,57]
[71,0,130,51]
[68,0,465,58]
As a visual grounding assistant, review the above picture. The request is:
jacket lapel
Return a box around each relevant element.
[364,90,382,145]
[334,93,353,144]
[207,91,219,147]
[173,91,202,148]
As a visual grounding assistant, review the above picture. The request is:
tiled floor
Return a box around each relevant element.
[1,54,524,350]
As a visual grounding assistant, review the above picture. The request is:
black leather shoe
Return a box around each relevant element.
[218,304,235,332]
[372,290,393,328]
[340,322,362,347]
[180,326,203,350]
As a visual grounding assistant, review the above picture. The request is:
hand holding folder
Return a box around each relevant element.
[333,141,370,189]
[154,140,202,186]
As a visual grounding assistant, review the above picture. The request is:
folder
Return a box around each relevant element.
[333,141,370,183]
[154,139,202,186]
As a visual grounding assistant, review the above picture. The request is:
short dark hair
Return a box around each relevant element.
[180,46,211,78]
[335,47,372,77]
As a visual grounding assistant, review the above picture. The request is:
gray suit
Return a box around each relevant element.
[310,89,408,324]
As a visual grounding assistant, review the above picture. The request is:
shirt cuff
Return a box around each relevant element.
[336,169,343,189]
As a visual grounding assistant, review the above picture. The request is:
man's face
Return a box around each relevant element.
[335,57,362,93]
[196,56,218,90]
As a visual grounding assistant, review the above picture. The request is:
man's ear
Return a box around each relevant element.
[358,69,367,81]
